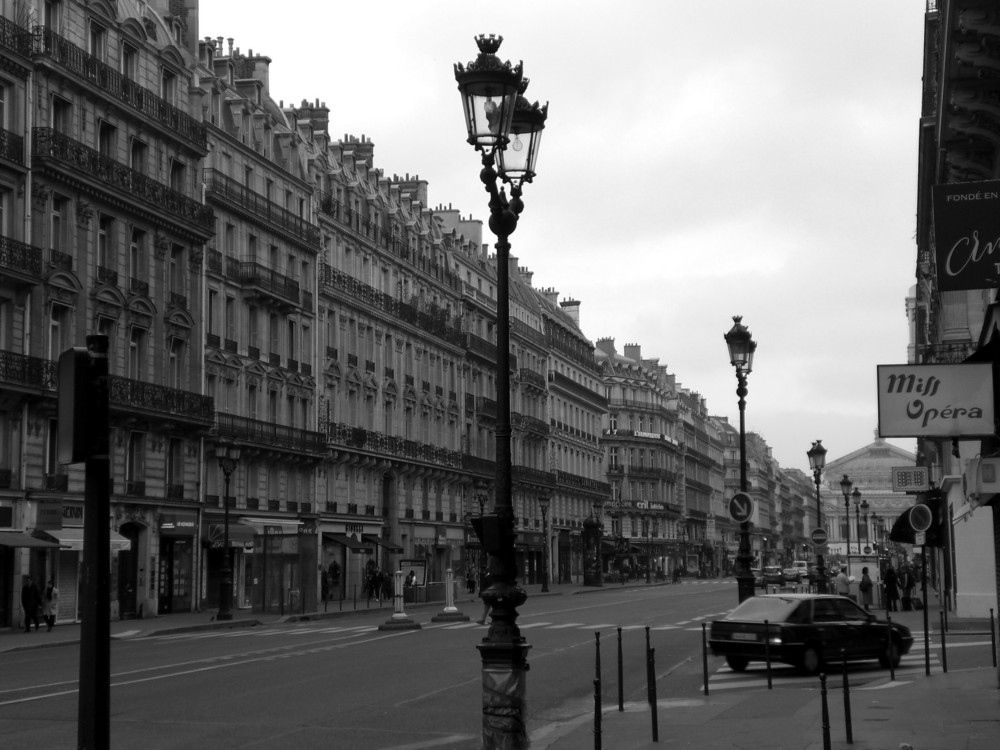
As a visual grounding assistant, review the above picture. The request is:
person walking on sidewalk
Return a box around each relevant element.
[835,566,850,597]
[42,579,59,632]
[20,577,42,632]
[884,565,900,612]
[859,567,874,611]
[899,565,915,611]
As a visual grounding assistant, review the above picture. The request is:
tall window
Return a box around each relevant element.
[48,303,70,361]
[167,337,184,389]
[225,296,235,341]
[121,42,138,79]
[96,214,113,270]
[247,384,258,420]
[129,137,147,174]
[43,0,62,30]
[50,194,68,253]
[167,438,183,486]
[248,305,259,349]
[160,69,176,104]
[207,289,219,336]
[88,20,107,61]
[128,326,146,380]
[97,120,116,158]
[169,159,185,191]
[168,244,183,297]
[51,95,71,133]
[126,432,145,483]
[129,228,144,284]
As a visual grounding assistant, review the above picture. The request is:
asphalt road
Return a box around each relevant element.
[0,581,985,749]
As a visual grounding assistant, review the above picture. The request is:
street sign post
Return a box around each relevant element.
[810,528,828,546]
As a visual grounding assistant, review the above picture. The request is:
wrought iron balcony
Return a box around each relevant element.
[325,422,465,469]
[0,350,57,392]
[108,376,215,425]
[204,169,319,247]
[517,368,547,390]
[33,128,213,231]
[30,27,207,149]
[0,127,24,165]
[0,236,43,284]
[236,260,300,307]
[215,412,327,455]
[512,412,549,437]
[0,16,32,57]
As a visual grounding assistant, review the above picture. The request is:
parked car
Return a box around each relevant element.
[761,565,785,586]
[708,593,913,675]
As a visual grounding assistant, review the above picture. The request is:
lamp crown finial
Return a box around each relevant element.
[475,33,504,55]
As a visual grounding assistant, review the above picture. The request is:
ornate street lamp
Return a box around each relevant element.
[538,494,550,593]
[840,475,853,564]
[853,491,866,555]
[215,444,241,621]
[455,34,547,749]
[724,315,757,602]
[806,440,828,593]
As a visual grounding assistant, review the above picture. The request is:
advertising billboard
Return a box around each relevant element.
[877,363,995,438]
[932,180,1000,291]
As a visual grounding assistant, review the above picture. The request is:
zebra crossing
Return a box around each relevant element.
[704,638,942,692]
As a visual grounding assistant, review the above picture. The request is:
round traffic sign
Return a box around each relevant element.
[728,492,754,523]
[910,503,932,532]
[810,527,828,545]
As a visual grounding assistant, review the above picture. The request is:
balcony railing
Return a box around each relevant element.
[0,235,43,277]
[31,27,207,148]
[326,422,465,469]
[108,376,215,423]
[0,350,57,390]
[33,128,214,231]
[0,127,24,165]
[0,16,32,57]
[215,412,326,454]
[237,260,300,305]
[204,169,319,247]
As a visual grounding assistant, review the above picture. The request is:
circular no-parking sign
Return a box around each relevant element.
[810,528,828,545]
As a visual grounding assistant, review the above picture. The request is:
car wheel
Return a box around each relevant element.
[878,640,901,669]
[726,655,749,672]
[800,646,823,675]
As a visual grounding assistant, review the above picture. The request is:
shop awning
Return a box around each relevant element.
[323,532,374,553]
[32,528,132,551]
[0,531,60,549]
[363,535,403,553]
[206,523,256,549]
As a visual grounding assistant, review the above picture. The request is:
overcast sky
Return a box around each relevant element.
[198,1,924,473]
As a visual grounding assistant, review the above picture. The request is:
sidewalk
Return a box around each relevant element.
[539,600,1000,750]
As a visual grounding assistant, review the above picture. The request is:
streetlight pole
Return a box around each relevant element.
[724,315,757,603]
[538,495,550,593]
[215,444,241,621]
[840,475,853,567]
[853,492,867,555]
[806,440,828,593]
[455,35,547,750]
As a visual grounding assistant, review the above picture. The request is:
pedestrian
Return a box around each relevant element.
[859,566,874,611]
[899,565,915,611]
[466,568,476,594]
[884,565,900,612]
[835,566,850,597]
[20,577,42,632]
[42,579,59,631]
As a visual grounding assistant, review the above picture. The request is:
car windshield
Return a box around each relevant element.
[724,596,800,622]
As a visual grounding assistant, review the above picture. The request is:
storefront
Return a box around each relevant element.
[157,511,198,614]
[202,518,256,611]
[247,518,316,616]
[320,522,378,604]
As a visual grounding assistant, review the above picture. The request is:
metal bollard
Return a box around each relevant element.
[763,619,773,690]
[647,646,658,742]
[886,615,895,682]
[820,673,831,750]
[940,610,948,673]
[593,677,602,750]
[702,623,710,696]
[841,649,853,744]
[990,609,997,669]
[617,627,624,711]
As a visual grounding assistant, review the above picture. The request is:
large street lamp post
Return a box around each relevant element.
[455,34,547,749]
[724,315,758,603]
[806,440,828,593]
[215,444,241,621]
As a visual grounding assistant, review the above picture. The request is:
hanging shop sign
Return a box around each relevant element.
[877,363,995,437]
[932,180,1000,291]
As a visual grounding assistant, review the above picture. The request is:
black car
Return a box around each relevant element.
[708,594,913,675]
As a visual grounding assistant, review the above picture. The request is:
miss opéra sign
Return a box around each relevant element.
[877,363,994,438]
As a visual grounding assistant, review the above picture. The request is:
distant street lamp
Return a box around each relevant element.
[215,444,241,621]
[854,492,868,555]
[455,34,547,750]
[840,475,854,563]
[806,440,828,593]
[724,315,757,603]
[538,494,550,593]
